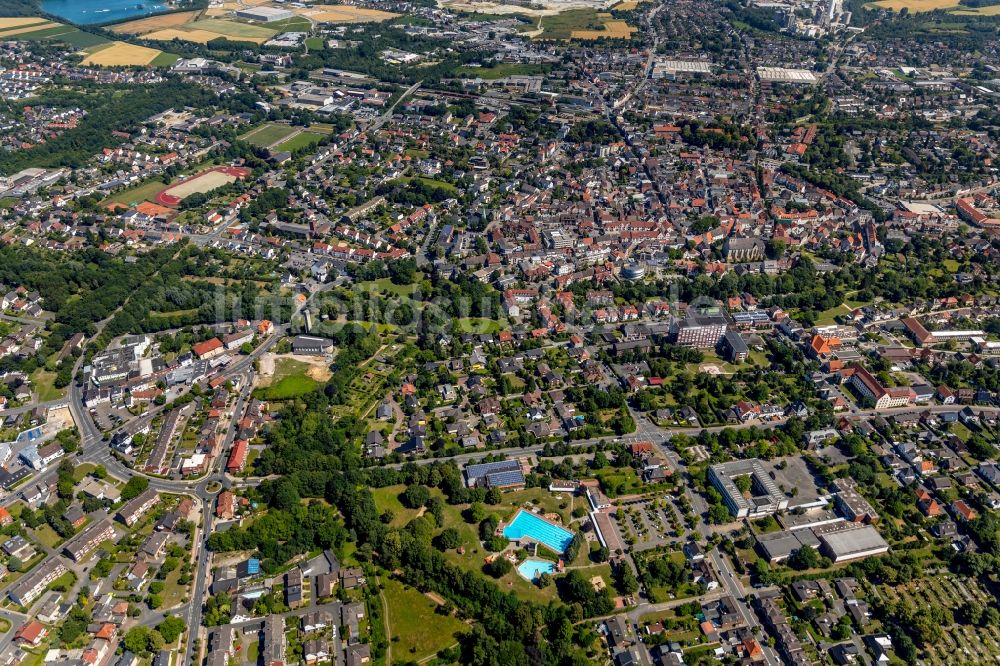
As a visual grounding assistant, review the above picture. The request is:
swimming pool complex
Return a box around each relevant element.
[502,510,574,554]
[517,558,556,581]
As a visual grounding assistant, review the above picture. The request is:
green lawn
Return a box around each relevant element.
[382,576,465,661]
[33,524,62,549]
[240,123,298,148]
[72,463,97,482]
[150,51,180,67]
[813,304,851,326]
[371,485,424,528]
[305,36,324,49]
[253,358,322,400]
[266,16,313,32]
[101,178,167,206]
[273,131,324,153]
[456,318,503,334]
[29,368,65,401]
[390,176,459,195]
[593,467,643,498]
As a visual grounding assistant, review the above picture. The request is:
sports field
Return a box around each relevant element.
[292,4,399,23]
[109,11,202,34]
[273,131,323,153]
[240,123,298,148]
[80,41,163,66]
[155,166,251,206]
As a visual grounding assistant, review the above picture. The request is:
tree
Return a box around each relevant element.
[401,485,430,509]
[123,626,164,655]
[466,502,487,523]
[485,557,512,578]
[615,564,639,595]
[157,616,186,644]
[121,476,149,502]
[434,527,461,551]
[485,487,503,505]
[788,545,821,571]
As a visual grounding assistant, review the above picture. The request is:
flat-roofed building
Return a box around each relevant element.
[815,524,889,563]
[709,459,788,518]
[235,6,293,22]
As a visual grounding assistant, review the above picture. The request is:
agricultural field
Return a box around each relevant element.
[571,17,636,39]
[525,9,636,40]
[0,21,111,48]
[867,0,959,10]
[291,4,399,23]
[0,20,60,37]
[109,10,202,34]
[80,41,165,67]
[240,123,299,149]
[155,166,251,206]
[186,17,277,39]
[381,577,465,662]
[142,16,278,44]
[0,17,50,29]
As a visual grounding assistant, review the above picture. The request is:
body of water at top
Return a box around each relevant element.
[41,0,170,25]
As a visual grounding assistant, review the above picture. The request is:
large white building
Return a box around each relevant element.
[235,6,293,22]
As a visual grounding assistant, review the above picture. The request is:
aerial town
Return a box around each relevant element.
[0,0,998,664]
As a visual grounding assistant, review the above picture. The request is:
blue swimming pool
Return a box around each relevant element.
[517,558,556,581]
[503,510,574,554]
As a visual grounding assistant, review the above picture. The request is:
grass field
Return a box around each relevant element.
[253,358,324,400]
[102,178,167,206]
[0,22,110,49]
[29,368,64,402]
[80,41,164,66]
[455,318,503,334]
[381,577,464,661]
[33,524,63,549]
[273,131,324,153]
[240,123,298,148]
[454,62,552,79]
[371,485,423,527]
[150,52,180,67]
[109,11,202,34]
[525,9,635,40]
[392,176,459,195]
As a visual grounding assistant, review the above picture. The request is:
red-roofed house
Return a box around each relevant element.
[15,621,46,646]
[192,337,224,360]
